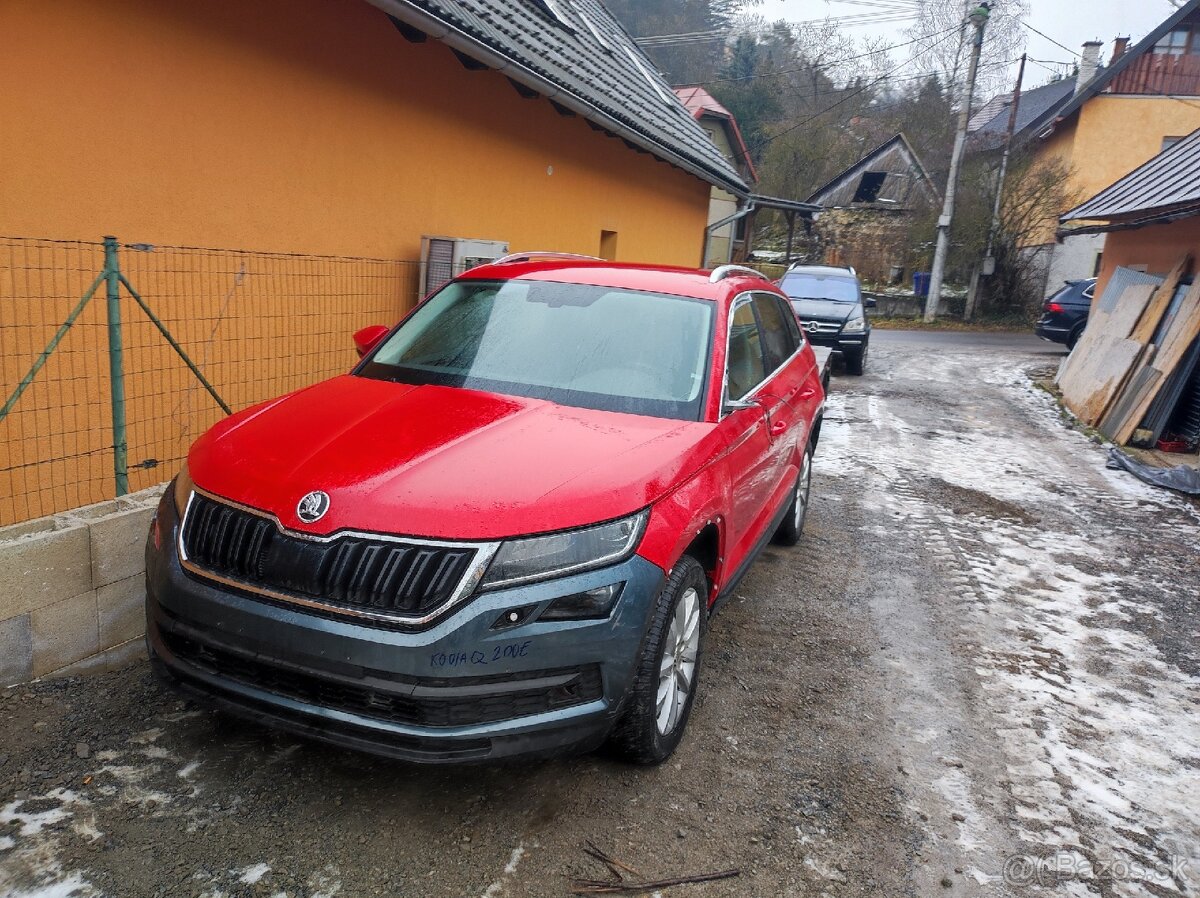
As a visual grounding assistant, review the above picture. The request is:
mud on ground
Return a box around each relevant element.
[2,332,1197,898]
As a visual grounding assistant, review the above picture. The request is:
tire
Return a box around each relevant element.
[1066,322,1085,350]
[607,555,708,765]
[845,341,867,375]
[773,446,812,546]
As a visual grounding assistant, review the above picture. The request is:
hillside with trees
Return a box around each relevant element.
[606,0,1069,313]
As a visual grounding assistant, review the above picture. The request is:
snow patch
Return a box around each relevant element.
[0,872,95,898]
[237,863,271,885]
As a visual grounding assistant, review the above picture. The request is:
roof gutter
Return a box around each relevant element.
[1057,202,1200,238]
[366,0,751,198]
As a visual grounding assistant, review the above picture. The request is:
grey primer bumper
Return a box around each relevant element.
[144,490,665,763]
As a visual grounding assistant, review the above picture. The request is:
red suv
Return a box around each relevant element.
[145,256,826,764]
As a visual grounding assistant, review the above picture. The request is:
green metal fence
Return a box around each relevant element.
[0,236,421,525]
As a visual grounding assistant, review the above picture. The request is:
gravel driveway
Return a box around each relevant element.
[2,331,1197,898]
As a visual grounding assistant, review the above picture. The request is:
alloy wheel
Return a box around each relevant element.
[655,585,701,735]
[794,451,812,531]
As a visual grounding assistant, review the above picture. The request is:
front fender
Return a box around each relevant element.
[636,461,729,602]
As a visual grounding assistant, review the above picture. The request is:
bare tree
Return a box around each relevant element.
[908,150,1080,316]
[905,0,1029,97]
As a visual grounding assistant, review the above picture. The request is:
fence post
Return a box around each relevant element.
[103,236,129,496]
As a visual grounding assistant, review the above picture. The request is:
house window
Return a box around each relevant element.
[853,172,887,203]
[1154,28,1189,55]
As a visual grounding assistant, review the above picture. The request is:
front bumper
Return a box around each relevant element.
[145,490,665,763]
[806,331,868,352]
[1034,318,1071,344]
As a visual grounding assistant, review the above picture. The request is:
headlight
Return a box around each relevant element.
[172,463,194,516]
[842,312,866,333]
[479,511,648,590]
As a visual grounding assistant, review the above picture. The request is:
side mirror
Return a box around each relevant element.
[353,324,390,358]
[865,297,877,309]
[723,396,760,416]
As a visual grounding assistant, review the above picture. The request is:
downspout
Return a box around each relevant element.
[703,199,756,267]
[367,0,750,199]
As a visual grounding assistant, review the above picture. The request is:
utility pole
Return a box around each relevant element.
[923,3,990,322]
[966,52,1024,321]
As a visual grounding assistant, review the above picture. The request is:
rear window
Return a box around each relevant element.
[779,272,859,303]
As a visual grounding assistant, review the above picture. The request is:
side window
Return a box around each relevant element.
[779,295,803,347]
[752,293,798,372]
[726,300,767,401]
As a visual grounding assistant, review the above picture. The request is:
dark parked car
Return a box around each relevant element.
[1035,278,1096,349]
[777,265,873,375]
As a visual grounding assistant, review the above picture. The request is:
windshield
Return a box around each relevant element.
[358,279,714,420]
[779,272,859,303]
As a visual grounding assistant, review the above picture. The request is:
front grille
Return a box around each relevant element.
[181,492,478,620]
[798,319,842,335]
[161,629,604,728]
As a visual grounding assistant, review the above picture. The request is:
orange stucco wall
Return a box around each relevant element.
[0,0,717,524]
[1027,95,1200,246]
[1094,217,1200,298]
[1073,97,1200,197]
[0,0,712,264]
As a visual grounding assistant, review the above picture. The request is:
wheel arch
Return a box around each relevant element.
[809,414,823,451]
[680,522,721,598]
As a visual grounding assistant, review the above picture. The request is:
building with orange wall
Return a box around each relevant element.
[1,0,745,267]
[1022,0,1200,298]
[0,0,751,525]
[1060,126,1200,298]
[1058,126,1200,450]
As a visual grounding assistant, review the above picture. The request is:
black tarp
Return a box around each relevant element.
[1107,448,1200,495]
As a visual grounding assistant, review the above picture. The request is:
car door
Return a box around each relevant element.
[720,296,777,568]
[750,292,816,514]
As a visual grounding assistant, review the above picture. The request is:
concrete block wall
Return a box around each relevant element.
[0,483,166,686]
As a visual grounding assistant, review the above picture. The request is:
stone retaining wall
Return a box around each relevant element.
[0,484,166,686]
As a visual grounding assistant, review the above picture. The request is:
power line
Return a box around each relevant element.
[749,25,965,153]
[640,20,916,47]
[710,57,1015,106]
[694,23,964,85]
[1020,20,1081,58]
[637,9,923,46]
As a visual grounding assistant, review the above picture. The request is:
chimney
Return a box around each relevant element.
[1110,36,1130,65]
[1076,40,1103,94]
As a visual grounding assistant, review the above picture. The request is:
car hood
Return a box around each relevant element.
[188,375,720,540]
[788,298,858,321]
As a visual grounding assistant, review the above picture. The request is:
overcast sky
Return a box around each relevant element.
[752,0,1179,87]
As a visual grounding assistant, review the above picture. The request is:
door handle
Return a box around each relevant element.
[797,386,818,400]
[770,419,789,436]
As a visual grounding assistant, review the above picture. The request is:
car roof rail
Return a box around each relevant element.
[492,251,604,265]
[787,261,857,277]
[709,264,765,283]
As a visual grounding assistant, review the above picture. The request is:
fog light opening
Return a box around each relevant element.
[538,583,624,622]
